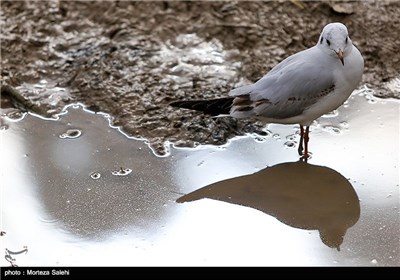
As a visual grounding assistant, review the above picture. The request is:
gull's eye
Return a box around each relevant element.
[326,39,331,46]
[345,37,348,44]
[320,37,323,44]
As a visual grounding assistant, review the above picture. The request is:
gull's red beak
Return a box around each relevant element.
[336,49,344,66]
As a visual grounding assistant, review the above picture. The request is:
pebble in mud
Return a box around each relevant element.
[59,128,82,139]
[111,167,133,176]
[90,172,101,180]
[0,124,9,131]
[5,110,25,121]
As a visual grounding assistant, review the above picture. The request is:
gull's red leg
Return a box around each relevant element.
[303,126,310,159]
[298,125,304,156]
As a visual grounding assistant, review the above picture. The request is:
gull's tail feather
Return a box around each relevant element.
[170,97,234,116]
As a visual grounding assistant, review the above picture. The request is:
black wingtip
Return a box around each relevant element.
[169,100,188,108]
[169,98,234,116]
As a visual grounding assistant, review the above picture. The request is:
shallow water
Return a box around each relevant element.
[0,88,399,266]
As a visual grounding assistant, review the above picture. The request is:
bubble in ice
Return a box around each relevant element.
[371,259,378,264]
[112,167,133,176]
[90,172,101,180]
[59,128,82,139]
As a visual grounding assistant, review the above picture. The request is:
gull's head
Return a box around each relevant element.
[317,22,352,66]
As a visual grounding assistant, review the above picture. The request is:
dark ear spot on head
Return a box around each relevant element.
[345,36,348,44]
[320,37,323,44]
[326,39,331,46]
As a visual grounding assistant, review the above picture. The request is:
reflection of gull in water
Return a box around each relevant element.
[177,161,360,250]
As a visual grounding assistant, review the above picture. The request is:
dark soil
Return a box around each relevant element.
[1,1,399,155]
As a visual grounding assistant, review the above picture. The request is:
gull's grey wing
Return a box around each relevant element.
[229,47,336,119]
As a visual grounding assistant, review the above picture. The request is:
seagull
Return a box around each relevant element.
[170,22,364,159]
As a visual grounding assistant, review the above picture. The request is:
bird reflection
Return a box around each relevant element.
[177,160,360,250]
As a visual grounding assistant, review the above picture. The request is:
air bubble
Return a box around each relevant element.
[112,167,133,176]
[262,129,272,136]
[286,134,297,141]
[371,259,378,264]
[90,172,101,180]
[59,129,82,139]
[251,134,268,143]
[0,124,9,131]
[322,110,339,118]
[323,125,341,135]
[284,141,296,148]
[272,134,281,140]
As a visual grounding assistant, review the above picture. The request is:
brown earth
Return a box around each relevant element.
[1,0,399,155]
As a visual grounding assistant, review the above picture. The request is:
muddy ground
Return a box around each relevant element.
[1,0,399,155]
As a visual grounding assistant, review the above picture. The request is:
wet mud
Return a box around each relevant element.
[1,0,400,155]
